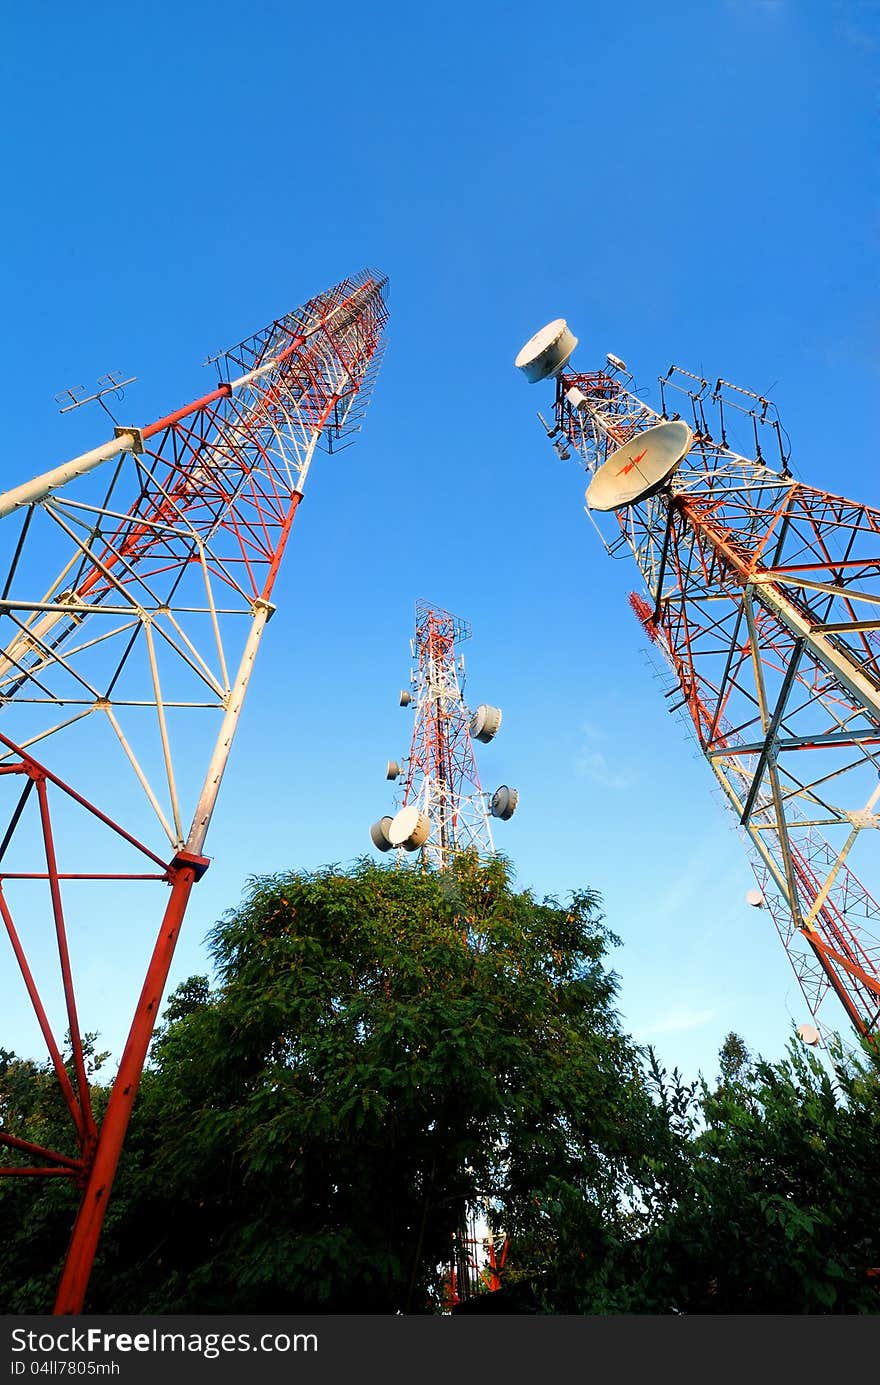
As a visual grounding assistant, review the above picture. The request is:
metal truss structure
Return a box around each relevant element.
[442,1204,508,1311]
[380,600,510,868]
[523,350,880,1039]
[0,270,388,1311]
[375,601,516,1303]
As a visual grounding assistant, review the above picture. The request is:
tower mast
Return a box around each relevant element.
[516,321,880,1037]
[372,599,517,868]
[372,600,518,1306]
[0,271,388,1311]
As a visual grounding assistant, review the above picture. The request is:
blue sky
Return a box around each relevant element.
[0,0,877,1086]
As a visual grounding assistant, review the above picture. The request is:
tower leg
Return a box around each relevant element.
[53,855,206,1314]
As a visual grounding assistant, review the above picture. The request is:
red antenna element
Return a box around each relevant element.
[0,271,388,1312]
[518,329,880,1039]
[629,591,659,643]
[371,600,518,867]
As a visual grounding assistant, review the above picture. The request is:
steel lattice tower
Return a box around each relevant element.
[371,600,516,1307]
[0,270,388,1312]
[516,322,880,1040]
[371,600,517,868]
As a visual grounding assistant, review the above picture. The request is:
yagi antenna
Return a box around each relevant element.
[514,311,880,1046]
[55,371,137,423]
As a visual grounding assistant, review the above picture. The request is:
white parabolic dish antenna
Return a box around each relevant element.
[491,785,518,821]
[514,319,578,383]
[370,816,394,852]
[388,804,430,851]
[586,420,693,512]
[470,704,502,744]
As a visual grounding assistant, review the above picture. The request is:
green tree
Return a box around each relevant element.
[717,1031,752,1089]
[5,859,878,1316]
[625,1034,880,1313]
[1,852,638,1313]
[0,1037,110,1313]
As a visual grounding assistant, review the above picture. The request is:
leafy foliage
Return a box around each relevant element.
[1,856,879,1316]
[621,1037,880,1313]
[0,853,640,1313]
[0,1037,109,1313]
[125,853,645,1312]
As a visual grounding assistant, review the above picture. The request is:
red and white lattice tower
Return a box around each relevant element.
[370,600,518,868]
[442,1204,508,1311]
[0,270,388,1312]
[371,601,516,1306]
[516,320,880,1040]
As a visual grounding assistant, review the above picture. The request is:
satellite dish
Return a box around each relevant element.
[388,805,430,851]
[470,704,502,743]
[745,888,765,908]
[491,785,519,821]
[515,319,578,384]
[399,690,412,707]
[370,816,394,852]
[386,760,402,781]
[797,1022,821,1047]
[586,420,693,512]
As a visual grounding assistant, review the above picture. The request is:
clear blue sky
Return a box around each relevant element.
[0,0,877,1086]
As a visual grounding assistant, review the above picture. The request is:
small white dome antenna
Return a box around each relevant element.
[515,319,578,383]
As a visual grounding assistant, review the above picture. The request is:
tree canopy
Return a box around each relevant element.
[1,853,878,1314]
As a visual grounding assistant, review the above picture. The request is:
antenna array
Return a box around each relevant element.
[372,599,517,868]
[517,321,880,1039]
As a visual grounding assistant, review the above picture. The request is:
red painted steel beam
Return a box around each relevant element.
[0,274,387,1315]
[35,777,96,1145]
[805,932,880,999]
[0,886,85,1139]
[0,873,168,881]
[53,851,208,1314]
[140,384,233,442]
[0,1132,83,1171]
[0,735,169,870]
[1,1168,77,1178]
[642,577,880,1032]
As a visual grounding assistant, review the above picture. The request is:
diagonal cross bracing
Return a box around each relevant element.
[540,358,880,1036]
[0,271,389,1313]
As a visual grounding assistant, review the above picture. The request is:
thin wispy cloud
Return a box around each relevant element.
[647,837,745,930]
[574,723,634,791]
[635,1007,715,1039]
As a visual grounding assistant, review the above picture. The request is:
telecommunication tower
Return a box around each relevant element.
[0,270,388,1312]
[370,599,518,867]
[371,600,517,1306]
[443,1205,508,1310]
[516,320,880,1040]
